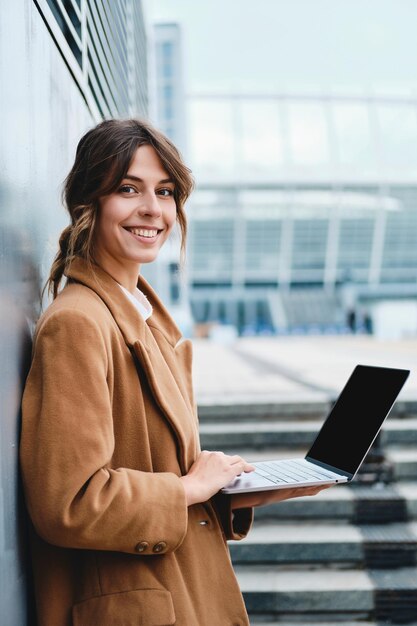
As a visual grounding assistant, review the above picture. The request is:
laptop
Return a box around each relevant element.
[221,364,410,494]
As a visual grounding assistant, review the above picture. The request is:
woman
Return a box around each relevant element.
[20,118,328,626]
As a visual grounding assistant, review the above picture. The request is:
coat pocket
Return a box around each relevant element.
[72,588,176,626]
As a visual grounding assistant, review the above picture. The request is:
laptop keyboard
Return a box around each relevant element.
[254,459,340,484]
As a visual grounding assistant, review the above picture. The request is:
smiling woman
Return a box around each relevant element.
[19,117,328,626]
[19,118,257,626]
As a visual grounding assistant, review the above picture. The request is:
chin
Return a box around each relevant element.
[136,252,160,264]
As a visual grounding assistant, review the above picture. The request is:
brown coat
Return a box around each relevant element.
[20,258,253,626]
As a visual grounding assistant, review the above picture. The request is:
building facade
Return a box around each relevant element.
[186,93,417,336]
[152,22,187,153]
[36,0,148,121]
[0,1,148,621]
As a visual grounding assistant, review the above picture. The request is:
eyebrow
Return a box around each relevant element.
[124,174,174,185]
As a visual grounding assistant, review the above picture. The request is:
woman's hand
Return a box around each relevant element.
[231,483,333,510]
[180,450,255,506]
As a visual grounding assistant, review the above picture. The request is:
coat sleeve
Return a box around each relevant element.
[211,493,254,541]
[20,308,188,556]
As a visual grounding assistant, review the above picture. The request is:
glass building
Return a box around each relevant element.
[186,93,417,335]
[152,22,187,154]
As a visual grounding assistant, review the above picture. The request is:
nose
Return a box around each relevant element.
[138,191,162,218]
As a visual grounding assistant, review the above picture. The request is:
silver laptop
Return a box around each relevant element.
[221,364,410,494]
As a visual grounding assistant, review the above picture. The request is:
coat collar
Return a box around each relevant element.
[65,257,183,349]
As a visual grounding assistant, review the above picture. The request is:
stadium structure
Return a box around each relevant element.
[184,92,417,336]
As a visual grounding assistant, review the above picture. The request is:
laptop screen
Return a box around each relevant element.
[306,364,410,476]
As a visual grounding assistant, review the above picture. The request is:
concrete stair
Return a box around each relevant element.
[238,566,417,623]
[199,418,417,450]
[198,400,417,624]
[230,521,417,568]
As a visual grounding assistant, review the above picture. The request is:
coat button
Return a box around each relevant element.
[152,541,167,553]
[135,541,149,553]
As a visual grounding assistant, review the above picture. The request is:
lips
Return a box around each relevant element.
[124,226,161,238]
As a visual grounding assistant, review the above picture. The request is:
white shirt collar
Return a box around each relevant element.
[118,283,153,320]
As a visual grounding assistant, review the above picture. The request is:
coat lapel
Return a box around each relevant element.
[65,258,199,471]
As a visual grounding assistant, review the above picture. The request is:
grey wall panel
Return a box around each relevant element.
[0,1,93,622]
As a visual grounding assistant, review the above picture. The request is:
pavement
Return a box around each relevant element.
[191,334,417,406]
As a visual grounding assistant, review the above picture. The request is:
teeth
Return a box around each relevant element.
[128,228,158,238]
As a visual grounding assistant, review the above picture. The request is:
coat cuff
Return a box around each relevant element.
[211,492,253,540]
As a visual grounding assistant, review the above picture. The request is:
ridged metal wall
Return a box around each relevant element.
[34,0,148,119]
[1,0,148,622]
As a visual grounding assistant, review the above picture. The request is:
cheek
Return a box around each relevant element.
[166,205,177,230]
[97,202,125,233]
[93,210,121,252]
[95,214,112,243]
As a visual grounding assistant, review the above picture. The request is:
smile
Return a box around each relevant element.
[124,227,161,238]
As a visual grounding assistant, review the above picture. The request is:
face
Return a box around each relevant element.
[92,144,177,289]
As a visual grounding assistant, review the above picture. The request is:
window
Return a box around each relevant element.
[189,100,235,174]
[239,101,284,173]
[287,103,330,166]
[332,103,375,172]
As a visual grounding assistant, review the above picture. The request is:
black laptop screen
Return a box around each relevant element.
[306,364,409,476]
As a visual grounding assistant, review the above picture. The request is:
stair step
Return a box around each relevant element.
[254,483,355,521]
[199,418,417,449]
[209,446,417,482]
[198,401,417,623]
[230,521,417,568]
[398,482,417,518]
[235,566,417,622]
[237,567,373,618]
[200,420,320,448]
[197,399,417,423]
[198,398,329,422]
[253,482,417,523]
[390,447,417,479]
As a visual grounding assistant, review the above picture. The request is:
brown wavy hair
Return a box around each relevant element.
[45,118,194,299]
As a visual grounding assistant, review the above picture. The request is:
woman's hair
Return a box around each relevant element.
[45,118,194,299]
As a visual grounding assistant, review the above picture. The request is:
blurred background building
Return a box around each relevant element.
[143,0,417,342]
[152,22,187,154]
[186,93,417,338]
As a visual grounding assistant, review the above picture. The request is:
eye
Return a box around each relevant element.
[157,187,174,197]
[118,184,137,194]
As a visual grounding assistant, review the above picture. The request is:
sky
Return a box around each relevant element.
[143,0,417,97]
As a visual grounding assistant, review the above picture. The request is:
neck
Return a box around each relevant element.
[93,254,141,294]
